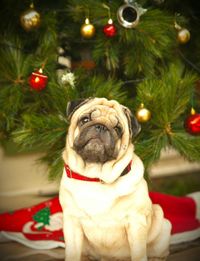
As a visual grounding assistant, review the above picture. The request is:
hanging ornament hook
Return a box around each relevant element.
[30,2,34,9]
[102,3,111,20]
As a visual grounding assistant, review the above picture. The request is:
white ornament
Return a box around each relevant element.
[61,71,76,88]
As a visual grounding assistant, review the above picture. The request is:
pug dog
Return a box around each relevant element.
[59,97,171,261]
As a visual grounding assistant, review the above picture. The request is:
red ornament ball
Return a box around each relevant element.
[29,69,48,91]
[103,19,117,38]
[185,113,200,135]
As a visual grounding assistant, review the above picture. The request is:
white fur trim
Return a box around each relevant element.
[0,232,11,242]
[1,231,65,249]
[187,192,200,219]
[170,227,200,244]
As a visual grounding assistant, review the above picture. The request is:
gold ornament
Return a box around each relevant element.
[20,3,41,31]
[136,103,151,122]
[177,28,190,44]
[80,18,95,39]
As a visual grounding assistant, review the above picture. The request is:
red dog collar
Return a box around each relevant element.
[64,161,132,182]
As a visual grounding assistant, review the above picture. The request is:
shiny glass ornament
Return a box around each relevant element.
[103,19,117,37]
[136,103,151,122]
[185,109,200,135]
[20,4,41,31]
[29,68,48,91]
[177,28,190,44]
[80,18,95,39]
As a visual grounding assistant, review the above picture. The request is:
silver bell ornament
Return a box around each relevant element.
[117,0,147,29]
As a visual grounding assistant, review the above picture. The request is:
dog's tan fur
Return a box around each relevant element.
[59,98,171,261]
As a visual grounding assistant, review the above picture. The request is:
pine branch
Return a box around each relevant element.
[135,130,168,167]
[0,36,33,83]
[93,38,120,72]
[0,34,59,140]
[13,114,67,150]
[171,131,200,162]
[40,149,64,181]
[135,62,199,169]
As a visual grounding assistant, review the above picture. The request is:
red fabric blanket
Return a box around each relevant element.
[0,192,199,249]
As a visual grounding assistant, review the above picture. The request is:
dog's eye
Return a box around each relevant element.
[114,125,122,137]
[80,116,90,125]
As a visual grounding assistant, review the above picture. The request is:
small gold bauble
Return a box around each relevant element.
[80,18,95,39]
[20,4,41,31]
[177,28,190,44]
[136,104,151,122]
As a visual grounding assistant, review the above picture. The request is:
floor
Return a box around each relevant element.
[0,241,200,261]
[0,195,200,261]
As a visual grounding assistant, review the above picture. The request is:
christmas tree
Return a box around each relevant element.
[0,0,199,180]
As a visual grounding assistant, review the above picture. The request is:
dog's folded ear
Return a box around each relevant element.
[130,114,141,138]
[66,98,91,119]
[123,108,141,138]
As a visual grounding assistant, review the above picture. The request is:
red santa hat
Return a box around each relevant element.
[0,192,199,249]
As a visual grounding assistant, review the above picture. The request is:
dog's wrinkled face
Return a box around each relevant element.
[73,106,123,163]
[67,98,141,164]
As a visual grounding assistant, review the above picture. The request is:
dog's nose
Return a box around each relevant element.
[95,124,107,132]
